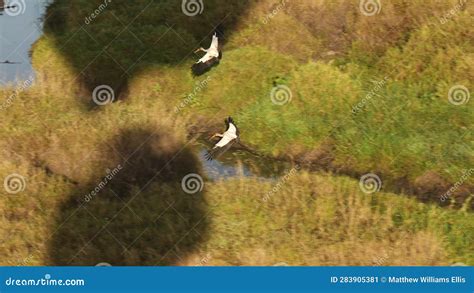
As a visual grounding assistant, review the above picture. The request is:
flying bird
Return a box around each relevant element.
[192,31,222,76]
[0,60,21,64]
[0,0,17,13]
[205,117,240,161]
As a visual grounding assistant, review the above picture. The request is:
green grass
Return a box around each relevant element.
[202,173,474,265]
[0,0,472,265]
[1,165,472,265]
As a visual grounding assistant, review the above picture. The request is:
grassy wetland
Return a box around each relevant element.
[0,0,472,266]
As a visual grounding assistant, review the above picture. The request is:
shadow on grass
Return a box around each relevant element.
[43,0,252,105]
[48,127,209,265]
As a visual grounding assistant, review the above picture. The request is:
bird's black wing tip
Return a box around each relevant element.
[204,152,214,161]
[215,25,224,38]
[191,62,205,76]
[191,58,219,76]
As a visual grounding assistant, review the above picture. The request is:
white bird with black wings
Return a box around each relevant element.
[205,117,240,161]
[192,32,222,76]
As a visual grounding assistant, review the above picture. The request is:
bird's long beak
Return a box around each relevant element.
[194,48,203,53]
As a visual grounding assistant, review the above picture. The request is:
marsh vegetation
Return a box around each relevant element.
[0,0,472,265]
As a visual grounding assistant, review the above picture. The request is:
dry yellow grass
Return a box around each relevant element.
[0,0,472,266]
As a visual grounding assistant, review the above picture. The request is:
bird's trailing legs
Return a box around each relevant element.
[194,47,207,54]
[210,133,223,140]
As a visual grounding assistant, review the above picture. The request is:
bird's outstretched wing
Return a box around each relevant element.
[205,117,239,161]
[225,117,239,135]
[192,56,220,76]
[205,137,237,161]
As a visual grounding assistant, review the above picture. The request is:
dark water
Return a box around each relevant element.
[192,139,292,181]
[0,0,292,180]
[0,0,51,85]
